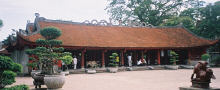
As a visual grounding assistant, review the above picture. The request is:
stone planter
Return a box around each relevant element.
[107,67,118,73]
[61,70,69,75]
[191,81,210,88]
[44,74,65,89]
[165,65,179,70]
[86,69,96,74]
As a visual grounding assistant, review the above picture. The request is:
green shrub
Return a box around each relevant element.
[108,53,119,67]
[61,55,73,65]
[201,54,210,61]
[2,84,29,90]
[0,55,22,89]
[211,56,220,66]
[1,71,16,85]
[170,51,179,65]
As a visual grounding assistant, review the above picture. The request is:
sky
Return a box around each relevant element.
[0,0,219,41]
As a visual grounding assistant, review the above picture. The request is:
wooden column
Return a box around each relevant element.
[141,51,144,60]
[134,51,137,65]
[102,51,105,68]
[81,49,86,69]
[157,50,161,65]
[121,50,124,66]
[188,49,191,65]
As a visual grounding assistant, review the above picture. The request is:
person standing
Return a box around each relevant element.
[127,54,132,67]
[73,56,78,69]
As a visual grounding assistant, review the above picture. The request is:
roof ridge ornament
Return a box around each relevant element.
[35,13,40,18]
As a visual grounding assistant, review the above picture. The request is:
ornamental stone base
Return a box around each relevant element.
[179,87,220,90]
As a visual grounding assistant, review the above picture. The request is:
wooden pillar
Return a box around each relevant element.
[157,50,161,65]
[134,51,137,65]
[141,51,144,60]
[121,50,124,66]
[188,49,191,65]
[102,51,105,68]
[81,49,86,69]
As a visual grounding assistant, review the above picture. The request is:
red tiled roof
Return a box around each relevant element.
[20,21,218,48]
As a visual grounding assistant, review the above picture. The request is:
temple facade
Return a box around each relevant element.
[7,14,218,74]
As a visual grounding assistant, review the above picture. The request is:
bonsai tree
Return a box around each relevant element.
[201,54,210,61]
[25,26,72,75]
[169,51,179,65]
[108,53,119,67]
[0,55,22,89]
[87,61,98,69]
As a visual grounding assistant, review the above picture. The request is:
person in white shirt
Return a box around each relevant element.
[128,54,132,67]
[137,59,142,65]
[73,56,77,69]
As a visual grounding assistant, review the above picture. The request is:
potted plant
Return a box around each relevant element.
[165,50,179,70]
[25,26,73,89]
[60,55,73,75]
[107,53,119,73]
[86,61,97,74]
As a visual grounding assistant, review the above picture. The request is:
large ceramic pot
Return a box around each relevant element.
[44,74,65,89]
[107,67,118,73]
[165,65,179,70]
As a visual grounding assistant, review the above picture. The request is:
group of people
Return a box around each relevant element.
[62,54,149,70]
[127,55,147,67]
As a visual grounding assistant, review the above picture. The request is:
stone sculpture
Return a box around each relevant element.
[191,61,216,88]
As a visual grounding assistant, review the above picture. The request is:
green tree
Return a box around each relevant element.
[160,16,195,31]
[0,55,22,89]
[25,26,72,75]
[106,0,186,26]
[196,1,220,39]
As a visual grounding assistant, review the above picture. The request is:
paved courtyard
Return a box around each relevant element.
[12,68,220,90]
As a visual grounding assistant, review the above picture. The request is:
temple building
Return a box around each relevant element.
[7,14,218,74]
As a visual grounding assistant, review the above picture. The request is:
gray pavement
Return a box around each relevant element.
[12,68,220,90]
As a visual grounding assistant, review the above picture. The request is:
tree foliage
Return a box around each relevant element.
[40,27,62,40]
[195,1,220,39]
[106,0,185,26]
[201,54,210,61]
[160,16,195,31]
[0,55,22,89]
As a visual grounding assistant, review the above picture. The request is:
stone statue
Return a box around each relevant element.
[191,61,216,88]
